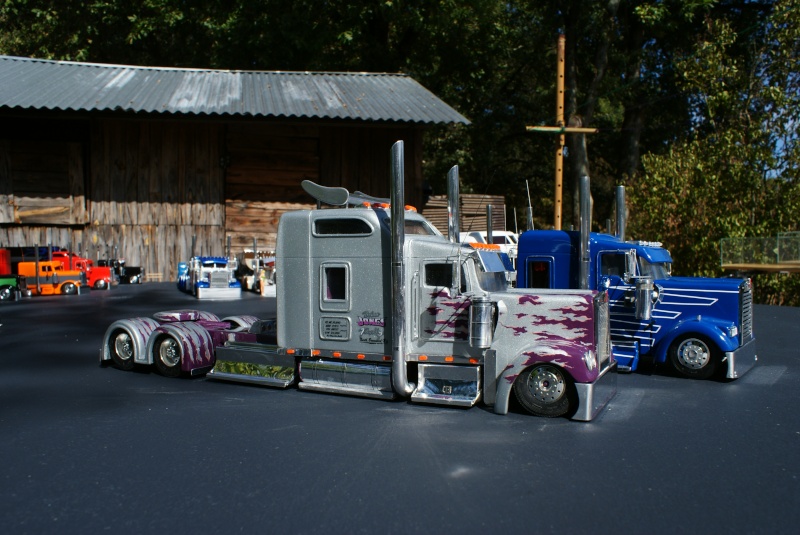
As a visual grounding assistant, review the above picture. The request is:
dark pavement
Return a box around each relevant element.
[1,283,798,534]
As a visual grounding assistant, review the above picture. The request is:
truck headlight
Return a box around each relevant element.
[583,350,597,371]
[727,325,739,338]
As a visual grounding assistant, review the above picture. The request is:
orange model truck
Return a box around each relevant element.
[17,260,86,296]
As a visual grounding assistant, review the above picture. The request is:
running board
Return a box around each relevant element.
[612,341,640,373]
[298,359,395,400]
[208,344,296,387]
[411,364,481,407]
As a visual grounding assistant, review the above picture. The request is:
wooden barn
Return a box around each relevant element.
[0,55,469,281]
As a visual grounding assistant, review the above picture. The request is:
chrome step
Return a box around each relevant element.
[411,364,481,407]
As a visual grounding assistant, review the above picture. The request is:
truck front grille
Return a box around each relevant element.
[740,279,753,342]
[209,271,230,288]
[594,291,611,367]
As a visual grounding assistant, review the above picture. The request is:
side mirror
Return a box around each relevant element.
[624,250,637,283]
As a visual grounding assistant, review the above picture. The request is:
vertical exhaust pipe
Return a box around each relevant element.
[390,141,415,397]
[579,176,591,290]
[486,205,493,245]
[447,165,460,243]
[616,185,626,241]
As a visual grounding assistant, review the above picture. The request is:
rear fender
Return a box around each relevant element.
[100,317,160,364]
[146,321,215,372]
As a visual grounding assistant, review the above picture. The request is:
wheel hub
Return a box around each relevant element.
[113,333,133,361]
[158,339,181,367]
[678,339,710,369]
[527,366,565,403]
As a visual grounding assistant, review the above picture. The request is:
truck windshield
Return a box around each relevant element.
[639,258,671,279]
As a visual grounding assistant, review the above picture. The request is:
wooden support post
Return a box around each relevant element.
[526,35,598,230]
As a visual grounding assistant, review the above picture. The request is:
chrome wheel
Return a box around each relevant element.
[157,338,181,368]
[676,338,711,370]
[110,330,135,370]
[669,334,717,379]
[61,282,77,295]
[114,333,133,361]
[526,364,566,404]
[513,363,574,418]
[153,335,183,377]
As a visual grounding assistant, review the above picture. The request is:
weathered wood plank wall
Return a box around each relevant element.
[225,123,423,252]
[421,194,507,236]
[0,138,86,225]
[2,116,428,281]
[87,119,225,279]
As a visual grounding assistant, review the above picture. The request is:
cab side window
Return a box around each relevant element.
[600,253,626,278]
[425,263,452,287]
[527,260,552,289]
[320,262,351,312]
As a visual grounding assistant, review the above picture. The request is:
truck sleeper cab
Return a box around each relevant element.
[517,230,756,379]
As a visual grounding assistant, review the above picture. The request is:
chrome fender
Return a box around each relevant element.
[152,310,220,323]
[146,321,215,371]
[100,317,160,364]
[221,315,260,332]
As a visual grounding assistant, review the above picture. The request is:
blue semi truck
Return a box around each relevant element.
[515,181,756,379]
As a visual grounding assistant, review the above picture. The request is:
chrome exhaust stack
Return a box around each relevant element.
[616,185,626,241]
[447,165,460,243]
[390,141,415,397]
[579,175,591,290]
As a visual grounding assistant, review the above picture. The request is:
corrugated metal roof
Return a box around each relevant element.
[0,55,470,125]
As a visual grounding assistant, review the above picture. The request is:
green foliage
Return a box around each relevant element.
[628,2,800,303]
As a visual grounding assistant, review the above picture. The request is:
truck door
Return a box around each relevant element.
[598,251,652,367]
[416,261,470,346]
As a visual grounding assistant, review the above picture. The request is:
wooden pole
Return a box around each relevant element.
[555,34,566,230]
[526,35,598,230]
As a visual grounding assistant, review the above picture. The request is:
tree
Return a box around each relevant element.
[627,0,800,302]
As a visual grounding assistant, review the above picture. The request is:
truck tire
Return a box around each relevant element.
[148,322,215,377]
[668,334,717,379]
[61,282,77,295]
[94,279,108,290]
[103,318,160,371]
[0,285,13,301]
[513,363,576,418]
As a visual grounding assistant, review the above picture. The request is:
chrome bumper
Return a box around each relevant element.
[572,361,618,421]
[725,337,757,379]
[196,286,241,300]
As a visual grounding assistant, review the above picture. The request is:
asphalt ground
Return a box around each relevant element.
[1,283,798,534]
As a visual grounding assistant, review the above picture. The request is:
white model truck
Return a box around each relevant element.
[102,142,615,420]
